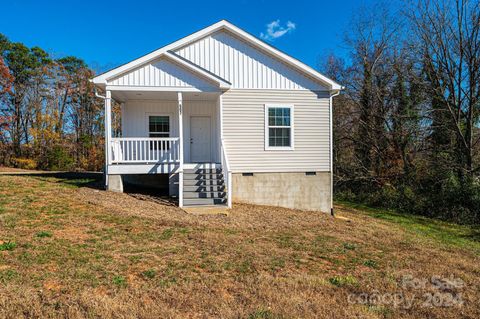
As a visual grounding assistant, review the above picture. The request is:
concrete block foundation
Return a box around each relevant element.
[232,172,331,213]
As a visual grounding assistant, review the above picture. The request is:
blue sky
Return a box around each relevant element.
[0,0,373,73]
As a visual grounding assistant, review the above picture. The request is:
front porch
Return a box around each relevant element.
[108,137,180,174]
[103,89,231,208]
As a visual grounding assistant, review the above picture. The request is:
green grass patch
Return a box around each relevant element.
[142,269,156,279]
[128,255,143,264]
[60,178,96,188]
[3,215,18,229]
[34,177,97,189]
[363,259,378,268]
[112,275,127,287]
[41,205,67,215]
[269,257,286,272]
[0,269,19,283]
[342,242,356,250]
[36,231,53,238]
[275,232,305,250]
[160,228,174,240]
[337,201,480,253]
[328,275,358,287]
[248,309,279,319]
[0,241,16,251]
[236,259,255,275]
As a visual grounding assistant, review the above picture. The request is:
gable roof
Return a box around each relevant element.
[163,51,231,89]
[92,20,343,91]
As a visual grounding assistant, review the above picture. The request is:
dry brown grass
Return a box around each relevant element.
[0,173,478,318]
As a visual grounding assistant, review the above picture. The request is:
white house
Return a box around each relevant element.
[91,20,342,212]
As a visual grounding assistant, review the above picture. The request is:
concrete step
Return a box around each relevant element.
[183,198,227,206]
[183,173,224,180]
[183,179,224,186]
[182,163,227,206]
[183,191,226,199]
[183,168,222,175]
[183,163,221,170]
[183,185,225,192]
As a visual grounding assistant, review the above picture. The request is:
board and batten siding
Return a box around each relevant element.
[175,30,327,91]
[222,89,330,173]
[109,58,217,91]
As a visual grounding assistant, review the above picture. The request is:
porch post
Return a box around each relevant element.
[104,90,112,186]
[219,94,232,208]
[178,92,184,207]
[120,102,125,137]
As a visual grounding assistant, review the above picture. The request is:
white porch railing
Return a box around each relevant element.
[220,139,232,208]
[110,137,180,164]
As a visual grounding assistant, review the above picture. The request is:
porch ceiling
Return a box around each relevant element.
[111,90,219,102]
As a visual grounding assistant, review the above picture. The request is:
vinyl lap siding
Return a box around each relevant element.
[223,89,330,173]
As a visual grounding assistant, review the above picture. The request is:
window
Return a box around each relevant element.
[265,105,294,150]
[148,115,170,150]
[149,115,170,138]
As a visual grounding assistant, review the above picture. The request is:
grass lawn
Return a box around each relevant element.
[0,172,479,318]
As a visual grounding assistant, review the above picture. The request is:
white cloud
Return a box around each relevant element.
[260,20,296,41]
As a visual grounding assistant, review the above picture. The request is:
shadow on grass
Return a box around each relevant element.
[0,171,178,205]
[1,170,176,205]
[122,176,176,205]
[1,171,103,190]
[337,200,480,252]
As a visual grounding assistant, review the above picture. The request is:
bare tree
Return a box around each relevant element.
[408,0,480,176]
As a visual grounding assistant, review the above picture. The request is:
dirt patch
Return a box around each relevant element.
[76,185,335,232]
[43,279,62,292]
[54,226,91,242]
[0,167,33,173]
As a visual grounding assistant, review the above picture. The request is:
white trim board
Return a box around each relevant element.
[108,163,180,174]
[106,85,218,93]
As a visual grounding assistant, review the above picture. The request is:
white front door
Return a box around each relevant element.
[190,116,211,162]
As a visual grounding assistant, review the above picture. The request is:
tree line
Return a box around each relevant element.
[323,0,480,224]
[0,34,104,171]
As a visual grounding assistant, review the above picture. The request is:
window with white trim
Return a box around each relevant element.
[149,115,170,138]
[148,115,170,150]
[265,105,294,149]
